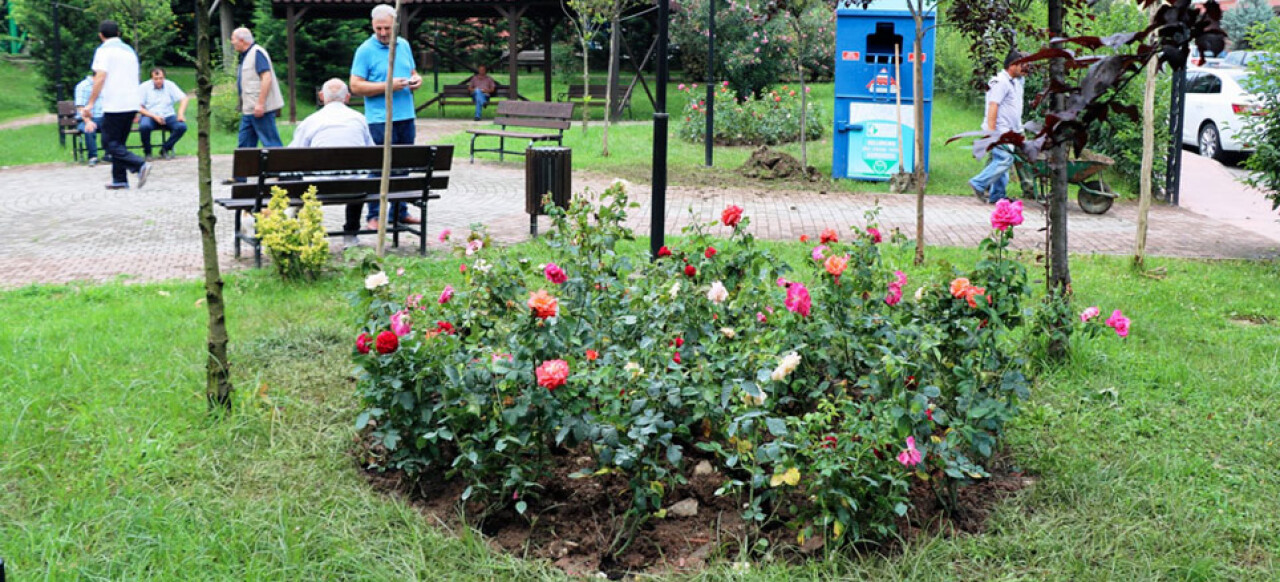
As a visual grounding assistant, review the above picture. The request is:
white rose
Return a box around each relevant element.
[706,281,729,304]
[771,352,801,382]
[473,259,492,274]
[720,327,736,339]
[624,361,645,379]
[914,286,925,302]
[364,271,389,290]
[669,281,680,300]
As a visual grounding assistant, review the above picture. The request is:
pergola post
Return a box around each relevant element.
[285,5,303,123]
[497,6,527,98]
[541,18,555,102]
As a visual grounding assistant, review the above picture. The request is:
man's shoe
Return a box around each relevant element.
[399,214,422,225]
[221,178,240,185]
[342,234,359,246]
[474,116,481,121]
[87,157,98,167]
[105,182,129,190]
[160,149,172,160]
[137,162,152,189]
[971,184,987,202]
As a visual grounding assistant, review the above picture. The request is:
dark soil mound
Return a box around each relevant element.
[739,146,819,182]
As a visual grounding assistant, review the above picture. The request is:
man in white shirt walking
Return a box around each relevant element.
[137,67,189,160]
[290,78,375,245]
[969,51,1028,205]
[83,20,150,190]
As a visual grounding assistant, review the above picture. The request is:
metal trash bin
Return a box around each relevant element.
[525,146,572,236]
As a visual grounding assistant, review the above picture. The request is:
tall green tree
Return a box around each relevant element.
[91,0,177,68]
[1222,0,1275,49]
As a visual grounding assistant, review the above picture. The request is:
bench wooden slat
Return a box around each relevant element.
[466,129,559,139]
[231,145,454,177]
[489,116,570,130]
[497,101,574,119]
[216,190,439,209]
[229,176,450,199]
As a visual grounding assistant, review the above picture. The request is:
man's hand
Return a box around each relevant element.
[254,103,265,118]
[391,78,410,91]
[407,73,422,91]
[177,114,185,123]
[84,120,97,133]
[155,115,168,126]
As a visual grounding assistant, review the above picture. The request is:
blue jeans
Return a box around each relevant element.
[101,111,146,185]
[237,112,283,148]
[139,115,188,156]
[472,89,489,119]
[969,144,1015,203]
[78,116,104,159]
[367,119,417,222]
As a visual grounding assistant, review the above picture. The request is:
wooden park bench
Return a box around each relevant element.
[417,81,514,116]
[214,144,453,267]
[465,101,574,163]
[57,100,171,162]
[559,84,633,119]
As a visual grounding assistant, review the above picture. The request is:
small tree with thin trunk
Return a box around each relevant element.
[196,0,233,410]
[564,0,611,135]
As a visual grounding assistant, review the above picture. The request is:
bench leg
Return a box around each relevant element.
[254,238,262,269]
[470,133,479,164]
[499,135,505,162]
[530,213,538,237]
[392,214,401,249]
[233,210,242,258]
[419,202,428,256]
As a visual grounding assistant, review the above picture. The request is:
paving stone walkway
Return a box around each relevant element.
[1,132,1277,288]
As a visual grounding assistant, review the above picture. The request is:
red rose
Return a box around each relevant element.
[705,246,717,259]
[674,337,685,348]
[822,435,838,449]
[905,375,918,389]
[820,228,839,244]
[586,349,599,361]
[535,359,570,391]
[799,234,810,243]
[926,408,935,421]
[435,320,456,335]
[356,333,372,354]
[867,227,882,244]
[672,351,682,364]
[721,205,743,227]
[657,246,672,258]
[684,265,697,277]
[375,330,399,354]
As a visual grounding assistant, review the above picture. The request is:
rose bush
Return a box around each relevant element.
[350,183,1124,550]
[676,83,825,146]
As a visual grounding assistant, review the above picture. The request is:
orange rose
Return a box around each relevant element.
[949,278,971,298]
[824,254,849,278]
[528,289,558,319]
[963,286,987,308]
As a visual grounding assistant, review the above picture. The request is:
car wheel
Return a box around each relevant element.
[1198,123,1224,161]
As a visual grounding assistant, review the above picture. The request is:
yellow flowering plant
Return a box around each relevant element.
[255,185,330,280]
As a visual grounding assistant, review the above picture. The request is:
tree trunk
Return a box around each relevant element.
[375,0,403,258]
[604,3,621,156]
[790,19,809,169]
[197,0,233,411]
[1134,25,1159,267]
[219,0,236,74]
[582,36,591,133]
[913,23,926,266]
[1047,0,1071,358]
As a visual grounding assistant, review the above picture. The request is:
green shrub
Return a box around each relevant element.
[671,0,794,97]
[675,83,825,146]
[211,78,241,134]
[1240,23,1280,206]
[256,186,330,280]
[349,186,1096,549]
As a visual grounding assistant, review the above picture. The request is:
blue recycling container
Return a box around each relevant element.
[832,0,936,181]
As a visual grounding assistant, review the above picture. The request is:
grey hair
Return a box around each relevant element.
[232,27,254,44]
[371,4,396,22]
[320,78,349,104]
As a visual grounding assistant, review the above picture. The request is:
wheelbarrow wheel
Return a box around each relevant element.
[1078,180,1114,215]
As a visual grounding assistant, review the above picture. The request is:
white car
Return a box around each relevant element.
[1182,67,1258,161]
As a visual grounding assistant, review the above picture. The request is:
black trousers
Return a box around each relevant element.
[101,111,145,184]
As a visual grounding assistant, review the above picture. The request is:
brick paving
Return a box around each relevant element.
[2,129,1277,289]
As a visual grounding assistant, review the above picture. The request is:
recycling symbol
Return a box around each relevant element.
[871,160,889,173]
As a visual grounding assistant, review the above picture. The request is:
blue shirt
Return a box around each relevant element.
[74,76,104,117]
[350,35,416,123]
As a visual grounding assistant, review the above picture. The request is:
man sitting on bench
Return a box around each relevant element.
[289,78,375,246]
[467,65,496,121]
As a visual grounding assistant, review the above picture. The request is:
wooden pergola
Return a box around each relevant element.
[270,0,568,122]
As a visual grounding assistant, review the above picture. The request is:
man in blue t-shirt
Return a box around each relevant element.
[350,3,423,230]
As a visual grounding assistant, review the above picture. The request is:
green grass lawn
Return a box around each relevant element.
[1,240,1277,579]
[0,58,46,123]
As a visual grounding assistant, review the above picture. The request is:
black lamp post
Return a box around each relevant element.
[651,0,671,258]
[705,0,715,167]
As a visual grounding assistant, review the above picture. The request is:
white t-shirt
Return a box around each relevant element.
[90,38,141,113]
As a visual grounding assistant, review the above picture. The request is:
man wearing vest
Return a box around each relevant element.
[83,20,151,190]
[350,4,423,230]
[230,27,284,150]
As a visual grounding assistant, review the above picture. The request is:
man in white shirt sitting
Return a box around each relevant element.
[290,78,374,245]
[137,67,189,160]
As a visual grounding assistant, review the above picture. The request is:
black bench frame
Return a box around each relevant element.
[58,100,171,162]
[214,145,453,267]
[466,101,574,163]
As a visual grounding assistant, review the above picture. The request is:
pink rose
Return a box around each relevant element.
[438,285,454,305]
[406,293,424,310]
[811,245,828,262]
[535,359,570,391]
[1080,306,1100,322]
[1106,309,1131,338]
[884,286,903,306]
[756,311,767,323]
[544,263,568,284]
[896,436,922,467]
[390,310,411,337]
[867,227,882,244]
[785,283,812,317]
[990,199,1025,231]
[437,229,451,243]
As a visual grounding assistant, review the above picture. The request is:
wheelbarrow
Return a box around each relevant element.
[1014,150,1117,215]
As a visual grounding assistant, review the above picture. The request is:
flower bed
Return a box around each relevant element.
[351,188,1128,569]
[676,83,825,146]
